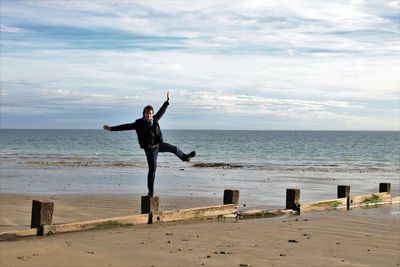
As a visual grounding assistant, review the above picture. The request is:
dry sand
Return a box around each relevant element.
[0,194,399,267]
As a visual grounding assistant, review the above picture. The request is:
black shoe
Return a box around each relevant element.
[183,151,196,162]
[147,192,153,197]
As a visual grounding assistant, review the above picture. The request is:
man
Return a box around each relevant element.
[103,92,196,196]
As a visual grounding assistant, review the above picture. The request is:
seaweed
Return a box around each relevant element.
[94,221,134,230]
[193,162,243,169]
[362,194,381,204]
[311,200,340,208]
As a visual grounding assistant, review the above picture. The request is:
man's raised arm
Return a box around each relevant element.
[154,91,170,121]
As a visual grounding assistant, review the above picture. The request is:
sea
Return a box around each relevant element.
[1,129,399,208]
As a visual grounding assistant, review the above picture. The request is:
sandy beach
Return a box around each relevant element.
[0,194,399,267]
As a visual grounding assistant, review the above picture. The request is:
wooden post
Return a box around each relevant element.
[337,185,351,210]
[286,189,300,212]
[31,200,54,229]
[223,189,240,205]
[141,196,159,214]
[379,183,391,193]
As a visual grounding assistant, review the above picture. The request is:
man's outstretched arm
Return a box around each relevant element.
[103,123,136,131]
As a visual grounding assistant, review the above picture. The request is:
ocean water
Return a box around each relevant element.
[1,129,399,207]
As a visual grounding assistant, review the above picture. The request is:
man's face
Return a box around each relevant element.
[144,109,154,121]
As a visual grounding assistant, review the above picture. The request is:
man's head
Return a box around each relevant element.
[143,105,154,121]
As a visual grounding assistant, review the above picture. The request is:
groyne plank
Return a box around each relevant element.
[301,197,348,212]
[351,192,391,206]
[154,204,238,223]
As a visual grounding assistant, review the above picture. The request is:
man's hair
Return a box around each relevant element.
[143,105,154,115]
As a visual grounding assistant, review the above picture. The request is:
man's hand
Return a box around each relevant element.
[103,125,111,131]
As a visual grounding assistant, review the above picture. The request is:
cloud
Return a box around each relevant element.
[1,1,398,55]
[0,0,398,130]
[0,24,27,33]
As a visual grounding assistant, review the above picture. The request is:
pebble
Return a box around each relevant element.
[239,264,251,267]
[288,239,298,243]
[212,251,232,255]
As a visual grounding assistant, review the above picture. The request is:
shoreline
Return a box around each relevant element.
[1,162,399,208]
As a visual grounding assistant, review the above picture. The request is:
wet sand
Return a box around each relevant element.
[0,193,399,267]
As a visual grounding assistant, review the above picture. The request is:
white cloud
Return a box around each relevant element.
[0,24,26,33]
[0,0,398,130]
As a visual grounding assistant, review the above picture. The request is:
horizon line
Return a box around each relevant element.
[1,128,399,132]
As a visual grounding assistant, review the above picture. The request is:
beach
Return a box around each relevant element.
[0,193,399,267]
[1,130,399,266]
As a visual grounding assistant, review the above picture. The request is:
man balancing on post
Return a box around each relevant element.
[103,92,196,197]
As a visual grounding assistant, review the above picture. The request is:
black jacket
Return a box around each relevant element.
[110,101,169,149]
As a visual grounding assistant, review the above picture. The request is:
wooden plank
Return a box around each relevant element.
[43,205,237,234]
[301,197,348,212]
[391,196,400,203]
[238,209,288,218]
[42,214,149,235]
[153,204,238,223]
[0,228,38,240]
[350,192,391,206]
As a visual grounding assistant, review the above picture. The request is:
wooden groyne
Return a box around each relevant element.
[0,183,398,240]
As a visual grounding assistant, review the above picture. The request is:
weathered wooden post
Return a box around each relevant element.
[286,189,300,213]
[338,185,351,210]
[223,189,240,205]
[31,200,54,231]
[379,183,391,193]
[141,196,159,224]
[141,196,159,214]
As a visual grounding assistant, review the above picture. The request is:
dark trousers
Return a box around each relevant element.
[144,142,185,195]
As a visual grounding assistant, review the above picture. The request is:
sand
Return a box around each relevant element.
[0,194,399,267]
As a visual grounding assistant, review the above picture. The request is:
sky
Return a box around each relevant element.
[0,0,399,130]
